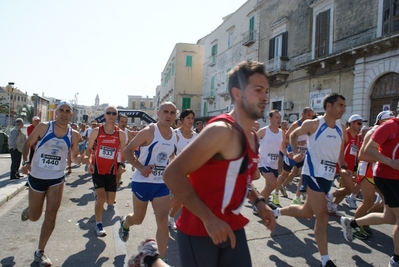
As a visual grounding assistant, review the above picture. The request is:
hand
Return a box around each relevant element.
[257,203,276,232]
[72,155,82,165]
[21,164,31,175]
[117,165,126,176]
[340,168,352,179]
[81,156,89,165]
[293,153,304,162]
[139,164,155,178]
[203,215,236,248]
[88,164,95,174]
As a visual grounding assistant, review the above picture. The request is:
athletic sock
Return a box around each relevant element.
[393,254,399,262]
[122,221,129,231]
[321,255,330,266]
[35,249,43,256]
[96,221,102,225]
[326,193,334,201]
[350,219,359,229]
[274,208,281,217]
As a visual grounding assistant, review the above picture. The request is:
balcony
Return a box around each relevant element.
[266,57,290,82]
[242,30,256,46]
[208,55,217,67]
[203,94,216,104]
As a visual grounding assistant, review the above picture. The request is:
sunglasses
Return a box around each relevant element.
[356,122,363,125]
[105,111,117,116]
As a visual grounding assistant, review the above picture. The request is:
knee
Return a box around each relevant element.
[30,213,41,222]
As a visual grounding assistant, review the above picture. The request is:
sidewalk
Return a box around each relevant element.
[0,154,28,206]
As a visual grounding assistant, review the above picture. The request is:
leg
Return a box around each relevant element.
[67,151,72,173]
[105,191,116,206]
[391,207,399,256]
[38,183,64,250]
[354,179,375,219]
[94,188,106,223]
[260,172,277,200]
[10,149,21,179]
[333,173,354,205]
[125,193,149,226]
[26,187,46,221]
[152,195,171,258]
[283,166,299,187]
[275,170,290,193]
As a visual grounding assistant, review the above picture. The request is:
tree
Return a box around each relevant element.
[16,105,34,122]
[0,95,9,114]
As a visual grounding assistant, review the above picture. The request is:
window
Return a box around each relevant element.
[272,101,282,111]
[150,102,153,108]
[182,97,191,110]
[132,101,136,109]
[171,63,175,75]
[203,102,207,116]
[228,32,234,48]
[185,55,193,67]
[210,76,215,96]
[249,16,255,40]
[211,44,218,56]
[383,0,399,34]
[269,32,288,60]
[315,9,330,58]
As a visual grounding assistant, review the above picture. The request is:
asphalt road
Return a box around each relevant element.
[0,163,394,267]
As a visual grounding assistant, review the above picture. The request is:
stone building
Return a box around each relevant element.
[255,0,399,124]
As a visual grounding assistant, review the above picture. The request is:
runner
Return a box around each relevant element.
[20,101,82,267]
[66,123,81,174]
[168,109,197,230]
[326,114,363,215]
[116,113,131,186]
[340,111,399,267]
[85,106,126,237]
[163,61,276,267]
[119,102,177,260]
[272,107,314,205]
[83,120,99,172]
[257,110,285,208]
[273,93,349,267]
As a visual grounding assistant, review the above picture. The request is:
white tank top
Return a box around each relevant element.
[132,124,177,184]
[124,128,129,144]
[175,128,197,155]
[31,121,72,179]
[302,116,343,181]
[258,126,283,169]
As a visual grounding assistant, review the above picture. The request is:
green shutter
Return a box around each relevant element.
[249,16,255,40]
[203,102,207,116]
[182,97,191,110]
[186,55,192,67]
[211,44,218,55]
[172,63,174,75]
[210,76,215,96]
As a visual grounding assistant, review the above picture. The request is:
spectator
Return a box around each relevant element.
[194,121,203,133]
[8,118,26,179]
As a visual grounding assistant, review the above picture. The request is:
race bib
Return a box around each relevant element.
[39,154,61,170]
[350,145,358,156]
[267,153,279,163]
[317,160,336,180]
[299,146,307,155]
[149,165,166,180]
[99,146,116,159]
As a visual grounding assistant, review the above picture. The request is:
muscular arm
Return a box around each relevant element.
[119,130,126,162]
[85,128,99,162]
[289,120,317,157]
[358,129,376,162]
[338,125,348,168]
[22,123,47,162]
[70,130,81,164]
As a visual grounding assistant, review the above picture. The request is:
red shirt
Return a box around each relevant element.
[27,124,37,149]
[177,114,259,236]
[92,125,120,175]
[344,130,362,172]
[371,118,399,180]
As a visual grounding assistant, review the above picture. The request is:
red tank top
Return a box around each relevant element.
[176,114,259,236]
[93,125,120,175]
[343,130,361,172]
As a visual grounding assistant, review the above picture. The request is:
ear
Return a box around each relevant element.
[232,87,241,101]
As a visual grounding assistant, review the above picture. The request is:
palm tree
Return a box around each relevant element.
[16,105,34,122]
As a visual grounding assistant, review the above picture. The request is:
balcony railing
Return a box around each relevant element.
[208,55,216,66]
[266,57,289,72]
[242,30,256,46]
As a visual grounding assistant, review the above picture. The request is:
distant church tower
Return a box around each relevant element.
[95,94,100,106]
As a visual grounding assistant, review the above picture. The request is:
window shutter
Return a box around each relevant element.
[282,31,288,57]
[315,9,330,58]
[269,37,275,60]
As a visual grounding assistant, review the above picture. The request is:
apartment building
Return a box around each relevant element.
[159,43,204,118]
[201,0,259,118]
[255,0,399,124]
[127,95,155,125]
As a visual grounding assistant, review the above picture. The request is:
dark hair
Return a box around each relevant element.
[228,61,268,104]
[323,93,346,110]
[180,109,195,121]
[303,107,313,114]
[118,113,128,120]
[269,109,280,118]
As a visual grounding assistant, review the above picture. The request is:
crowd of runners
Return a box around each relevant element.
[15,60,399,267]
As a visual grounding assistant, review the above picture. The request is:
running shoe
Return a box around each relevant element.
[345,196,358,209]
[389,257,399,267]
[353,228,368,240]
[95,223,107,237]
[128,239,159,267]
[279,186,288,197]
[34,250,52,267]
[322,260,337,267]
[326,195,334,212]
[168,216,177,230]
[292,197,301,205]
[272,192,280,205]
[362,225,372,236]
[340,216,354,242]
[119,216,130,242]
[21,207,29,221]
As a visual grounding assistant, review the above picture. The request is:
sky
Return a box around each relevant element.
[0,0,247,107]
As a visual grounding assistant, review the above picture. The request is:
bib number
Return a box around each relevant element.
[317,160,336,180]
[99,146,116,159]
[149,165,166,180]
[267,153,279,163]
[39,154,61,170]
[350,145,358,156]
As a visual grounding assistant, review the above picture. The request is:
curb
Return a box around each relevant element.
[0,179,28,207]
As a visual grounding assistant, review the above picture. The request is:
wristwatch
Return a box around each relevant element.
[22,161,30,166]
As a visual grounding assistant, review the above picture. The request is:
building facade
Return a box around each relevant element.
[255,0,399,124]
[159,43,204,118]
[201,0,259,118]
[127,95,155,125]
